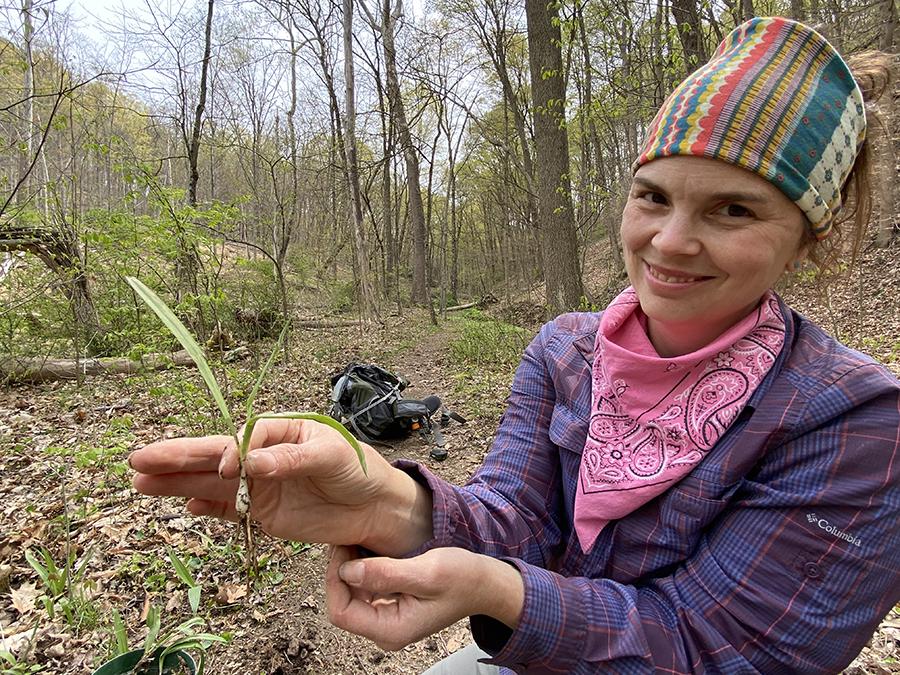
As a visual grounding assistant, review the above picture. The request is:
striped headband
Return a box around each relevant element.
[634,17,866,239]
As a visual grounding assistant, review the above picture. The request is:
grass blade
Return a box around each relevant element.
[245,322,290,419]
[126,276,234,435]
[247,412,367,475]
[24,549,49,588]
[144,604,161,654]
[188,585,202,615]
[166,547,196,588]
[111,609,128,654]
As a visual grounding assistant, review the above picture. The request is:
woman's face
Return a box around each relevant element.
[621,155,808,357]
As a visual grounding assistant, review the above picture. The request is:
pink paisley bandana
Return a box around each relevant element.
[574,288,786,552]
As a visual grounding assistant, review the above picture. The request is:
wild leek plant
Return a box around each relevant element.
[125,277,366,583]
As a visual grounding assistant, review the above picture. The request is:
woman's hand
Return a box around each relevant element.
[326,545,524,651]
[129,418,433,556]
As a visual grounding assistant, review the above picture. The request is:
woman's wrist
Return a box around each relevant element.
[362,462,434,556]
[474,555,525,630]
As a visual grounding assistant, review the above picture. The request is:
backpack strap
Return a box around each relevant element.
[342,383,403,442]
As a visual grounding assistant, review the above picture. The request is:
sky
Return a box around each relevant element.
[64,0,146,26]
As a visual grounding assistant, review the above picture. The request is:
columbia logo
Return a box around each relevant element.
[805,513,862,547]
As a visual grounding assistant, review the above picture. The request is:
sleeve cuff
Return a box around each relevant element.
[471,558,586,672]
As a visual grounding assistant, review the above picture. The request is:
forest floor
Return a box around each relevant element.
[1,240,899,674]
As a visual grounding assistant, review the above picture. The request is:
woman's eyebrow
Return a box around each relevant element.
[632,175,767,203]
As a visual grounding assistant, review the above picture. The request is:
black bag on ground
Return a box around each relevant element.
[328,362,465,460]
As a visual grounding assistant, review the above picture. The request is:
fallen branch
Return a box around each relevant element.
[0,348,246,384]
[445,301,478,312]
[445,295,498,312]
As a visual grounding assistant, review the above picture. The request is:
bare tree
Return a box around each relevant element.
[525,0,583,315]
[342,0,378,320]
[361,0,430,306]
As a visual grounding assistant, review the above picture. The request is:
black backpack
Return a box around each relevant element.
[328,362,464,461]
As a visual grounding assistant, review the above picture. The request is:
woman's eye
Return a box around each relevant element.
[719,204,754,218]
[639,191,667,205]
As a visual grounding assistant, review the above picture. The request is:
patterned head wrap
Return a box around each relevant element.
[634,16,866,239]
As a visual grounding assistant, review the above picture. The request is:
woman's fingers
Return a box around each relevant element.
[186,498,239,522]
[326,545,357,617]
[128,435,234,475]
[132,472,239,502]
[337,556,432,597]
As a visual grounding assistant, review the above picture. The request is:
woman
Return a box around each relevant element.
[130,17,900,674]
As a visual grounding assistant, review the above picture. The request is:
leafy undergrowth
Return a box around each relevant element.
[0,310,516,673]
[2,241,899,673]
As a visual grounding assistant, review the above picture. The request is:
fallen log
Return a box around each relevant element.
[1,349,212,384]
[445,301,478,312]
[445,294,498,312]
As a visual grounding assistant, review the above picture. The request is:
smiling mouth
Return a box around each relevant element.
[645,262,711,284]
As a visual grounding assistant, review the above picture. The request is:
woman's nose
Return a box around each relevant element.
[651,210,702,256]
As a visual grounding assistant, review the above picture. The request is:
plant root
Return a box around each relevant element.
[236,464,258,592]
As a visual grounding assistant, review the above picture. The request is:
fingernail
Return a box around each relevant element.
[339,561,364,586]
[246,451,276,476]
[127,453,135,470]
[217,453,227,479]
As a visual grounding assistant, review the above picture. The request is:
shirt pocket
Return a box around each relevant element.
[605,478,734,579]
[548,401,589,454]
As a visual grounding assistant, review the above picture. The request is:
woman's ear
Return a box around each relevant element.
[786,242,811,273]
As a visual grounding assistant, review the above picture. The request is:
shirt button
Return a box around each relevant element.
[804,562,822,579]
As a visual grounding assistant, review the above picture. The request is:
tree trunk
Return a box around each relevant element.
[343,0,378,321]
[380,0,429,305]
[670,0,708,74]
[188,0,214,206]
[525,0,584,317]
[875,83,897,247]
[18,0,34,206]
[177,0,214,302]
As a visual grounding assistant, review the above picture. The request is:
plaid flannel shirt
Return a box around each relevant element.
[398,299,900,674]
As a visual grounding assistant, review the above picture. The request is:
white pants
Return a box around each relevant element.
[421,644,500,674]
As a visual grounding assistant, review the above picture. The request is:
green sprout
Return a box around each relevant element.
[125,277,366,583]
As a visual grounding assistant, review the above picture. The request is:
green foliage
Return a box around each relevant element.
[328,279,356,313]
[116,553,169,594]
[24,546,99,630]
[126,277,235,435]
[43,415,135,478]
[167,548,201,615]
[448,309,531,368]
[445,310,531,421]
[0,641,45,675]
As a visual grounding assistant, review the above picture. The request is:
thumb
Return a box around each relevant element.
[338,556,430,596]
[243,438,363,480]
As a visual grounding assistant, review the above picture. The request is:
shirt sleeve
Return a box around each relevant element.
[471,367,900,674]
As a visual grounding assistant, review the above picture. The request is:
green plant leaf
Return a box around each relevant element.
[72,545,96,583]
[24,549,49,588]
[144,605,161,654]
[125,277,234,435]
[166,547,196,588]
[247,412,367,475]
[245,322,290,419]
[187,586,201,615]
[111,609,128,655]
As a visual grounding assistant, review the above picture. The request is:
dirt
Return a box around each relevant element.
[1,240,898,674]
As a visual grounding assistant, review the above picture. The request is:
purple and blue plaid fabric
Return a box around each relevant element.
[399,298,900,674]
